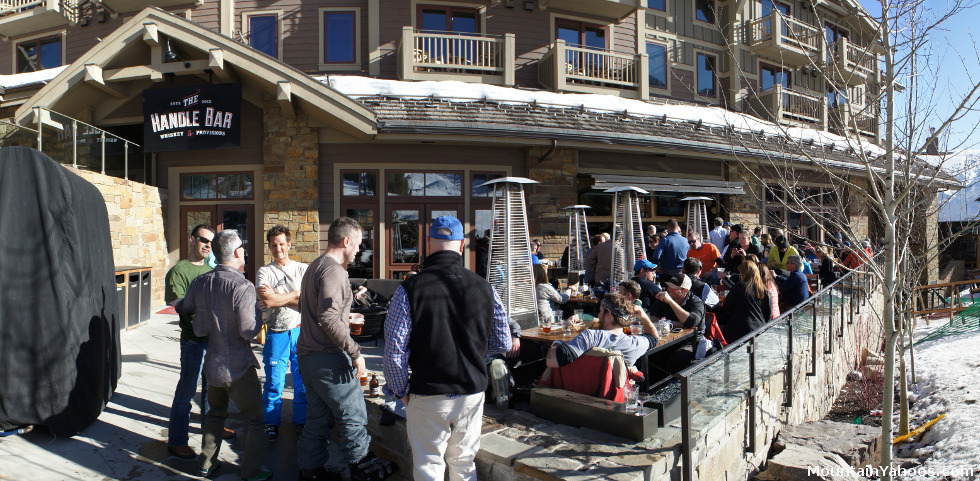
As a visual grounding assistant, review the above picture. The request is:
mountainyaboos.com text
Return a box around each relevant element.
[808,465,976,478]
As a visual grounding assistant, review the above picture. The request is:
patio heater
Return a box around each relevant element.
[682,196,713,241]
[564,205,591,286]
[482,177,540,329]
[606,186,648,289]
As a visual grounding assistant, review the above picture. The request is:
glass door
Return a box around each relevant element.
[386,204,462,279]
[217,204,255,282]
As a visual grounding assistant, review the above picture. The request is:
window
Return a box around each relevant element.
[181,173,254,200]
[471,172,504,197]
[321,9,358,66]
[696,52,716,97]
[761,0,789,17]
[825,22,848,61]
[418,5,479,33]
[647,43,668,89]
[760,64,790,91]
[387,172,462,197]
[16,35,61,73]
[342,171,378,196]
[556,20,606,49]
[826,83,847,106]
[246,13,278,58]
[695,0,715,24]
[648,0,666,11]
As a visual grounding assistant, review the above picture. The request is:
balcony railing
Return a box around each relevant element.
[746,85,824,124]
[828,104,879,139]
[539,39,649,100]
[828,38,878,85]
[745,13,821,64]
[397,27,515,86]
[32,107,144,182]
[0,0,78,38]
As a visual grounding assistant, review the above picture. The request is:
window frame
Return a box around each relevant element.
[694,0,716,25]
[759,62,792,92]
[179,172,256,201]
[761,0,790,18]
[341,169,380,198]
[385,170,465,200]
[647,0,667,12]
[695,51,718,99]
[13,31,64,73]
[646,41,669,92]
[416,4,481,33]
[554,18,609,49]
[242,10,282,60]
[318,7,361,71]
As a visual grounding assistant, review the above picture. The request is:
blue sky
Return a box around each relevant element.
[858,0,980,150]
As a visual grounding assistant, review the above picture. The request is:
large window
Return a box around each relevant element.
[181,173,254,200]
[321,9,358,66]
[246,13,278,58]
[695,0,715,23]
[761,0,789,17]
[696,52,716,98]
[648,0,666,11]
[760,64,790,91]
[556,20,606,49]
[16,35,61,73]
[418,5,479,33]
[764,185,841,243]
[647,42,668,90]
[342,171,378,197]
[387,172,462,197]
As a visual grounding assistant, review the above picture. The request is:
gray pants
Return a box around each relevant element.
[201,366,266,478]
[297,351,370,470]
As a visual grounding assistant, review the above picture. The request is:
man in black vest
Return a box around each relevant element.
[383,215,513,480]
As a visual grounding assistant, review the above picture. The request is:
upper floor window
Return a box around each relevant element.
[696,52,716,97]
[646,42,668,89]
[761,0,789,17]
[556,20,606,49]
[418,5,479,33]
[322,10,357,64]
[16,35,61,73]
[245,13,279,58]
[695,0,715,24]
[826,83,847,106]
[760,64,790,91]
[647,0,666,11]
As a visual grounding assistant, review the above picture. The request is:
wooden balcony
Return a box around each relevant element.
[538,39,649,100]
[745,13,822,66]
[828,38,878,86]
[397,27,515,86]
[829,105,879,139]
[96,0,203,14]
[744,85,824,125]
[537,0,641,22]
[0,0,78,39]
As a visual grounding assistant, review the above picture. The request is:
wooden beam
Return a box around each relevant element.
[104,60,212,82]
[94,80,155,122]
[83,64,127,99]
[208,48,237,83]
[142,22,159,46]
[277,81,295,119]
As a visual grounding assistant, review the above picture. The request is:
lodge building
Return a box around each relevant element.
[0,0,937,306]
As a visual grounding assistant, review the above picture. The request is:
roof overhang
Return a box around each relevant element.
[591,174,745,195]
[14,7,377,136]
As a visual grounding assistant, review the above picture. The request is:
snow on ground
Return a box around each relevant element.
[319,75,885,156]
[896,326,980,480]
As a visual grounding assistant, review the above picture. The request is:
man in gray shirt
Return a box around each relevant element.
[175,230,270,481]
[297,217,397,481]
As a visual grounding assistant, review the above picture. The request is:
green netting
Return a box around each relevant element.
[915,302,980,346]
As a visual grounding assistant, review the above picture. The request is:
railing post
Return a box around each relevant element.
[808,302,818,376]
[124,142,129,180]
[555,39,567,92]
[772,13,783,46]
[637,52,649,100]
[774,84,784,119]
[681,375,692,481]
[840,36,850,68]
[100,131,105,175]
[398,26,414,81]
[785,313,794,408]
[747,339,757,454]
[826,292,834,354]
[34,107,42,152]
[503,33,516,86]
[71,120,77,169]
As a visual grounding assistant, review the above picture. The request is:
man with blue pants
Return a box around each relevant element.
[257,225,308,441]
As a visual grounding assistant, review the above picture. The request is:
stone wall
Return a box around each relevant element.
[262,103,320,264]
[525,146,577,261]
[68,167,169,307]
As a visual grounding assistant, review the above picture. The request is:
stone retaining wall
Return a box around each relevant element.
[364,281,884,481]
[68,167,169,308]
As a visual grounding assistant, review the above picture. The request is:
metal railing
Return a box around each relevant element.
[538,39,649,99]
[33,107,143,182]
[397,27,515,86]
[745,12,821,54]
[676,259,880,481]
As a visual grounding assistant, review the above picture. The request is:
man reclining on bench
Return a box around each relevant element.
[546,293,660,369]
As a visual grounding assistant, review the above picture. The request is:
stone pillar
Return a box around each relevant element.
[262,102,320,265]
[524,146,577,260]
[728,162,763,228]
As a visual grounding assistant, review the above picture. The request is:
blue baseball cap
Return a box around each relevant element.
[429,215,464,240]
[634,259,657,272]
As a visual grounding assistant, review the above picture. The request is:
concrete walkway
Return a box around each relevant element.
[0,311,387,481]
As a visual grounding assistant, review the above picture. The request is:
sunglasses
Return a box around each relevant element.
[195,236,212,245]
[688,240,697,245]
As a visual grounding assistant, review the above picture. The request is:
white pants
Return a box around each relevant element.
[406,392,484,481]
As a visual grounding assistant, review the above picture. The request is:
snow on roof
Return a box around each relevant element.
[930,150,980,222]
[319,75,886,156]
[0,66,67,90]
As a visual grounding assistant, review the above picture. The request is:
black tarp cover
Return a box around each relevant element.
[0,147,120,435]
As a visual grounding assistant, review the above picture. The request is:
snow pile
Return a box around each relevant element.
[896,330,980,479]
[0,66,66,89]
[928,150,980,222]
[319,75,885,156]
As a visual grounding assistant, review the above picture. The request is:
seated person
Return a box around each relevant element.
[718,261,772,343]
[724,227,765,273]
[618,280,661,336]
[546,293,658,369]
[535,264,571,323]
[650,273,706,372]
[682,258,719,308]
[775,254,810,311]
[631,259,662,311]
[767,235,799,271]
